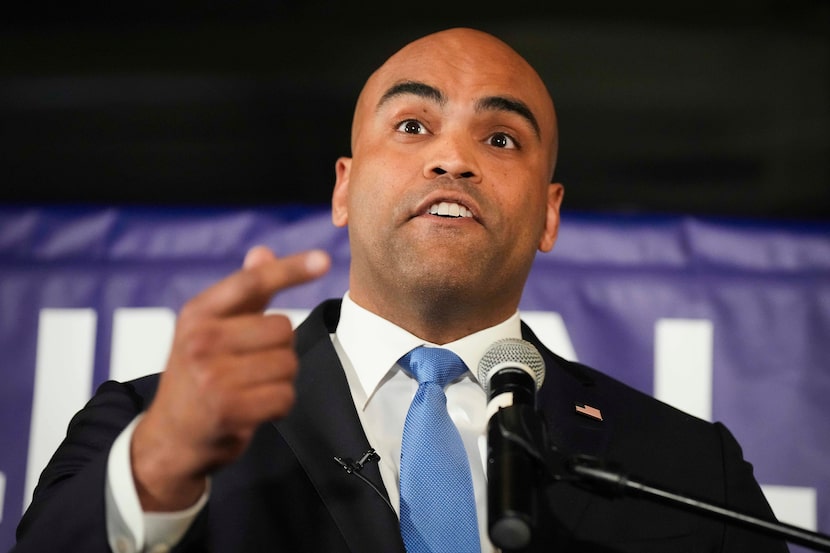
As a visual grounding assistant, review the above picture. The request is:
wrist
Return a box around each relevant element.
[131,415,207,511]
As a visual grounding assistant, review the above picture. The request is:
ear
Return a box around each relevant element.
[332,157,352,227]
[538,183,564,253]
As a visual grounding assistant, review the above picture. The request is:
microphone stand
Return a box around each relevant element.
[562,453,830,552]
[493,407,830,552]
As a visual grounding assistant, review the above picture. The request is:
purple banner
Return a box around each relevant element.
[0,205,827,551]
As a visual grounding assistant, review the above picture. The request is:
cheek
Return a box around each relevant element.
[345,175,398,242]
[501,186,550,244]
[349,154,416,212]
[489,169,547,217]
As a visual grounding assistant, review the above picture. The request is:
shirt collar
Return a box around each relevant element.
[335,291,522,408]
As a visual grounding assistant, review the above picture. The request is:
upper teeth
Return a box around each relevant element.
[429,202,473,218]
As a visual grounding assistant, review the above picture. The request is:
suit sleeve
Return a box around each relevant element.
[715,422,790,552]
[11,380,146,553]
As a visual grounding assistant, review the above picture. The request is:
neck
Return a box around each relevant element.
[347,287,518,345]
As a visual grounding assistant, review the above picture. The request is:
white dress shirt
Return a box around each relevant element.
[334,292,521,553]
[105,292,521,552]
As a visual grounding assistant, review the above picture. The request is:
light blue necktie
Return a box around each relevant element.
[398,346,481,553]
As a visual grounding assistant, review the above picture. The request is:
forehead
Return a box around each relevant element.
[359,32,555,131]
[372,45,536,104]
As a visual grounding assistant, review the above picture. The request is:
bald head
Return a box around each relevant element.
[351,27,559,179]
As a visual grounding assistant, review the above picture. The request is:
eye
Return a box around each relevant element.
[396,119,427,135]
[488,132,519,149]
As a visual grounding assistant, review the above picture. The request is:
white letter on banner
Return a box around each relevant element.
[520,311,578,362]
[0,470,6,524]
[24,309,96,512]
[654,318,713,421]
[761,485,818,531]
[110,308,176,383]
[653,319,818,532]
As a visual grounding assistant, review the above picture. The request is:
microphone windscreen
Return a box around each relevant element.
[477,338,545,395]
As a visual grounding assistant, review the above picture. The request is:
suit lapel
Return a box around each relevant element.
[275,300,405,553]
[522,324,613,535]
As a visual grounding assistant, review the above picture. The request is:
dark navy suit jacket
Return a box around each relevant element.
[13,299,788,552]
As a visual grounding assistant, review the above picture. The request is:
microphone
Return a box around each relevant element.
[333,448,394,511]
[478,338,546,551]
[334,448,380,474]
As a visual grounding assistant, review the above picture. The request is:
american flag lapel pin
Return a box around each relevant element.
[575,402,603,421]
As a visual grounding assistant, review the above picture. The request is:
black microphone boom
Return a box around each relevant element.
[478,338,546,551]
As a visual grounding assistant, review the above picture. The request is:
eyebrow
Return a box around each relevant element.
[476,95,541,139]
[377,80,445,109]
[377,80,541,139]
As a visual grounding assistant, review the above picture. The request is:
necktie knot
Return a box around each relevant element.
[401,346,468,388]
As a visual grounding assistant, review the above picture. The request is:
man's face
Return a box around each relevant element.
[332,29,563,326]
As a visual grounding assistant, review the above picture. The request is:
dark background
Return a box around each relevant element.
[1,1,829,220]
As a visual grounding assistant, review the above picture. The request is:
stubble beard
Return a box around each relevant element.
[363,235,520,337]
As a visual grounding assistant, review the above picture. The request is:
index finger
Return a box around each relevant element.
[190,247,331,317]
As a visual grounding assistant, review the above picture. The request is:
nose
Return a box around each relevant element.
[424,132,481,182]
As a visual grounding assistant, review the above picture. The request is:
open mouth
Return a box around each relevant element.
[428,201,474,218]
